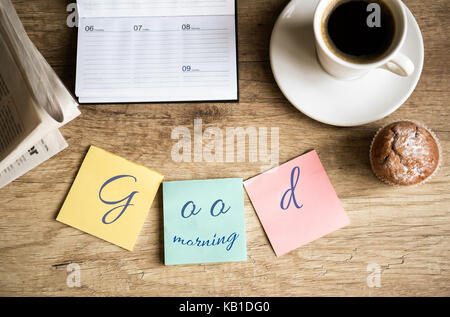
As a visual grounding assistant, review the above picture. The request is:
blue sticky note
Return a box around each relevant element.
[163,178,247,265]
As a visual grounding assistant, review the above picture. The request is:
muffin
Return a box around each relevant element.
[370,121,440,186]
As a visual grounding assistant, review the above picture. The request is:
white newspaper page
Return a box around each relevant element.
[0,34,41,163]
[0,130,68,189]
[0,0,80,177]
[0,1,80,127]
[0,26,66,172]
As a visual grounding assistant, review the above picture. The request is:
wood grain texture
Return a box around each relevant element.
[0,0,449,296]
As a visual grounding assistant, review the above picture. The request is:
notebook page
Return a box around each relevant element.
[77,0,235,18]
[76,14,238,102]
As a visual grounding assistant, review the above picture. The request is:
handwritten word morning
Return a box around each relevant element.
[173,232,239,251]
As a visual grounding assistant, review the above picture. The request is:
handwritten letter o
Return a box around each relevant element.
[210,199,231,217]
[181,201,201,218]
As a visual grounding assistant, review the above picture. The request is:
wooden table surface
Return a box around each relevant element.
[0,0,448,297]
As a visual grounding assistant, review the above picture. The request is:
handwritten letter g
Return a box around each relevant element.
[99,175,139,224]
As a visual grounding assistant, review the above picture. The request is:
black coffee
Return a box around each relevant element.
[324,0,395,63]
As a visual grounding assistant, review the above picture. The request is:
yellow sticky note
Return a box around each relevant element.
[57,145,163,251]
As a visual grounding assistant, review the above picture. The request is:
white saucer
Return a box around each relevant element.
[270,0,424,127]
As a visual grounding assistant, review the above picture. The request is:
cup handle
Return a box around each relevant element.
[380,52,415,77]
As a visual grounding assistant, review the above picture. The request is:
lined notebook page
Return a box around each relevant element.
[77,0,235,17]
[75,0,237,103]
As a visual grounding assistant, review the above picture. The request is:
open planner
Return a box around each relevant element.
[75,0,238,103]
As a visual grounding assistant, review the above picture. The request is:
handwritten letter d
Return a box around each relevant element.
[280,166,303,211]
[99,175,139,224]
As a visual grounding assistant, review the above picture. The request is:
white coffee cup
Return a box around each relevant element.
[313,0,415,79]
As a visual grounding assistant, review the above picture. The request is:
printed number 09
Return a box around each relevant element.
[182,65,192,72]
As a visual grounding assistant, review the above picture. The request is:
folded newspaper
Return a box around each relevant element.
[0,0,80,189]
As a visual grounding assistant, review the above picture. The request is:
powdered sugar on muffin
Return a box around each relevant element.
[370,121,440,186]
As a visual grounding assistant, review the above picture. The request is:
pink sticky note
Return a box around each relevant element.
[244,150,350,257]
